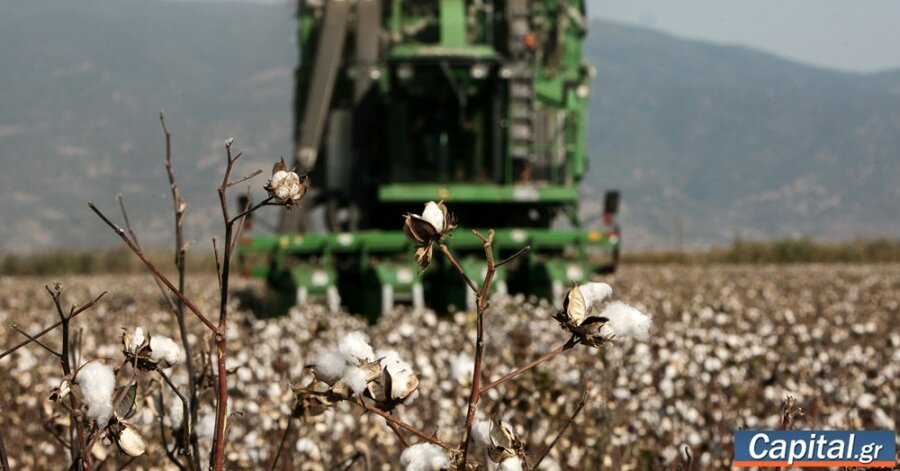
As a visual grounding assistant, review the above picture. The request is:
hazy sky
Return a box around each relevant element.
[182,0,900,73]
[589,0,900,73]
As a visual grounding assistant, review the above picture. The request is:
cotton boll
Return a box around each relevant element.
[198,414,216,441]
[338,331,375,363]
[421,201,445,232]
[128,327,144,352]
[578,282,613,307]
[149,336,183,367]
[498,456,524,471]
[472,419,492,446]
[271,170,289,188]
[313,350,348,384]
[341,367,369,394]
[599,301,652,341]
[75,362,115,425]
[376,349,404,366]
[378,353,417,399]
[399,443,450,471]
[451,352,474,384]
[167,398,184,429]
[295,437,321,459]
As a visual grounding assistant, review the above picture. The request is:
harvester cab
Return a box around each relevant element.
[237,0,620,319]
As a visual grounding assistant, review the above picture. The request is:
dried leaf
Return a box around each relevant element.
[115,382,137,419]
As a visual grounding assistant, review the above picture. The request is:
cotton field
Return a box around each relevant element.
[0,264,897,469]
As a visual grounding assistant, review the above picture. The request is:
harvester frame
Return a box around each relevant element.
[238,0,620,318]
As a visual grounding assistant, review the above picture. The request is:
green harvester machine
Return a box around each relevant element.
[237,0,621,320]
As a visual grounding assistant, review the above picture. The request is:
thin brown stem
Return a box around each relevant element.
[212,237,223,290]
[157,388,188,471]
[228,190,257,255]
[89,203,218,333]
[387,422,410,448]
[1,291,107,362]
[158,369,192,470]
[225,169,264,189]
[532,391,588,469]
[267,417,294,471]
[118,195,178,313]
[211,139,253,470]
[479,337,577,394]
[682,445,694,471]
[0,416,10,471]
[228,194,271,226]
[459,230,494,466]
[438,244,478,293]
[495,246,531,268]
[354,398,456,451]
[47,285,92,470]
[159,112,201,470]
[8,323,61,357]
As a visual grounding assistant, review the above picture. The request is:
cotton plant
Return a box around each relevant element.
[554,281,653,347]
[122,327,185,370]
[294,331,420,418]
[4,122,318,470]
[403,201,457,270]
[377,201,656,470]
[265,157,309,208]
[471,419,527,470]
[84,131,312,471]
[49,361,146,458]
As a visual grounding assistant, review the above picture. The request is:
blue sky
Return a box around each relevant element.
[209,0,900,73]
[589,0,900,73]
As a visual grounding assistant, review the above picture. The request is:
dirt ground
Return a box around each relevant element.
[1,264,897,469]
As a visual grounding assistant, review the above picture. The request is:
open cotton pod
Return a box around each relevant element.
[110,421,146,457]
[554,282,651,346]
[485,419,525,465]
[266,157,309,208]
[403,201,457,270]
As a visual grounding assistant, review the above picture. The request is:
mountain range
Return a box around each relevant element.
[0,0,897,252]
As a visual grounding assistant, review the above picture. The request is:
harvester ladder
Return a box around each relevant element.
[506,0,534,178]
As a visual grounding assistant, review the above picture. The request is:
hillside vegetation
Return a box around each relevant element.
[0,1,898,252]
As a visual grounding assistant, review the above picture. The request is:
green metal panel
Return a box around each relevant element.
[440,0,467,48]
[290,263,337,295]
[378,183,579,203]
[238,228,618,256]
[388,44,497,60]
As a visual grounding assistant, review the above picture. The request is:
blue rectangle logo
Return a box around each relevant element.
[734,430,896,467]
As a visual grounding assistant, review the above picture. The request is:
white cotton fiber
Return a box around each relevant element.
[578,282,613,307]
[295,437,321,458]
[341,366,370,394]
[400,443,450,471]
[599,301,653,341]
[314,350,348,383]
[167,398,184,429]
[75,362,116,424]
[421,201,445,232]
[450,352,474,384]
[149,335,183,367]
[472,419,492,446]
[128,327,145,352]
[198,414,216,441]
[338,331,375,362]
[378,351,415,399]
[498,456,524,471]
